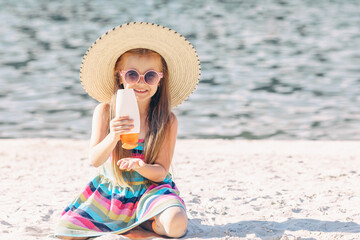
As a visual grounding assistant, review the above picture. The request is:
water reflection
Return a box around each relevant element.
[0,0,360,140]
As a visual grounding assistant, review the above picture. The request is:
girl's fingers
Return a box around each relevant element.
[118,158,130,164]
[111,118,133,125]
[113,118,134,124]
[118,158,143,170]
[122,163,128,170]
[113,125,134,131]
[118,115,130,119]
[138,160,145,167]
[119,161,127,169]
[111,126,134,135]
[127,162,134,170]
[115,115,130,121]
[111,124,134,130]
[130,159,144,170]
[111,123,134,131]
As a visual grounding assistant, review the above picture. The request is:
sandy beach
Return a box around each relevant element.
[0,139,360,240]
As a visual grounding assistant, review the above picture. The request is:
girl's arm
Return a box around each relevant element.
[132,113,178,182]
[88,103,133,168]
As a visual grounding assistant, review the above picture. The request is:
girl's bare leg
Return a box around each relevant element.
[151,206,187,238]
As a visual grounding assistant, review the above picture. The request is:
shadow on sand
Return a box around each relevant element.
[185,218,360,239]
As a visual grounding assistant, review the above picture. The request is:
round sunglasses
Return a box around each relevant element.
[119,69,163,86]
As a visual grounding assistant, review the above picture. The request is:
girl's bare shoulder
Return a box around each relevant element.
[169,112,178,133]
[93,103,110,123]
[170,112,178,125]
[94,103,110,115]
[90,103,110,147]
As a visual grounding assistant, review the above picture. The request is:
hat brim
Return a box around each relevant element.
[80,22,201,108]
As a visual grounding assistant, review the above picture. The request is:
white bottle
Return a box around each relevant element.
[116,89,140,149]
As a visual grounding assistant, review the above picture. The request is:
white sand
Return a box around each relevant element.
[0,139,360,240]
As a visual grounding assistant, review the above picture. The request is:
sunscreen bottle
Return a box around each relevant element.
[116,89,140,149]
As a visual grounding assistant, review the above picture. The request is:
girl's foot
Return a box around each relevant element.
[122,225,160,239]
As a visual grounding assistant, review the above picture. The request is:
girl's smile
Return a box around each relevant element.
[133,89,148,93]
[133,88,149,95]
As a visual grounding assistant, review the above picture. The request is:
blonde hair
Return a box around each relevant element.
[110,48,171,191]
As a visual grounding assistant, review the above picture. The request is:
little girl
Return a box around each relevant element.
[53,22,201,239]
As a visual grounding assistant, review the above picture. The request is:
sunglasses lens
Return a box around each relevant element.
[125,70,139,83]
[144,71,159,85]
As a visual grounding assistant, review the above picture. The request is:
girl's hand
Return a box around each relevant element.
[109,115,134,142]
[117,158,145,171]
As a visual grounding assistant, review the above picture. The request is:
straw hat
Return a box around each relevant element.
[80,22,201,108]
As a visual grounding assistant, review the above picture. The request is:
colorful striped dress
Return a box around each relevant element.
[54,139,186,238]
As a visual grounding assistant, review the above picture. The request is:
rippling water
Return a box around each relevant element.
[1,0,360,140]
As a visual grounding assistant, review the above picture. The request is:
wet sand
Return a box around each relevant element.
[0,139,359,239]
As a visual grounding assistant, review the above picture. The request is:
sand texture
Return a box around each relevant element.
[0,139,360,240]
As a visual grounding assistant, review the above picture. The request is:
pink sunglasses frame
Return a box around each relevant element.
[119,69,163,85]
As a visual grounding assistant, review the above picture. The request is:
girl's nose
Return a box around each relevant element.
[137,75,146,84]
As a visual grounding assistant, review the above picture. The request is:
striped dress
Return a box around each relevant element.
[54,139,186,238]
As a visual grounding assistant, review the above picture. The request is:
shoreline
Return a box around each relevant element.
[1,139,359,239]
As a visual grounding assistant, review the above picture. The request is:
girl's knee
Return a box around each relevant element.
[158,207,188,238]
[167,215,187,238]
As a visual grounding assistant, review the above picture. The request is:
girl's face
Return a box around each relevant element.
[117,53,163,105]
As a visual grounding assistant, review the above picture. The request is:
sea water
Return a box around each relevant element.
[0,0,359,140]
